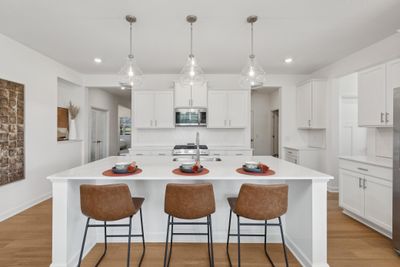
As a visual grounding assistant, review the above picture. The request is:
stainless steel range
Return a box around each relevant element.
[173,144,209,156]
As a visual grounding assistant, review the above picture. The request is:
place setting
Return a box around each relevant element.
[102,161,142,177]
[172,160,210,176]
[236,161,275,176]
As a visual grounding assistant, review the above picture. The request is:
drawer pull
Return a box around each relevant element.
[359,178,362,188]
[213,153,221,156]
[363,179,367,189]
[236,153,244,156]
[136,153,144,156]
[158,153,166,156]
[357,167,368,172]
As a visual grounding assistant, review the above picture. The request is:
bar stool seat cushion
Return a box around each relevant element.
[80,184,143,221]
[227,184,288,221]
[164,183,216,219]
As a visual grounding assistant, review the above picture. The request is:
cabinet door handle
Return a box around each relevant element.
[363,178,367,189]
[155,120,158,127]
[224,120,227,126]
[359,178,362,188]
[386,112,389,123]
[380,112,384,123]
[229,120,231,126]
[357,167,368,172]
[308,120,311,127]
[150,120,153,127]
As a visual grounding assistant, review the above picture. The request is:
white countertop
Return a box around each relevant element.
[48,156,332,181]
[339,155,392,168]
[130,145,252,151]
[284,145,324,151]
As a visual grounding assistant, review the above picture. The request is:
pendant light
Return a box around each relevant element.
[240,15,266,89]
[179,15,205,86]
[119,15,143,89]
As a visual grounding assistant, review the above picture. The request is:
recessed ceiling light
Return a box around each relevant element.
[284,58,293,64]
[94,58,102,63]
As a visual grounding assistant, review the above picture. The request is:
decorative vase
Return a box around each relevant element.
[69,119,78,140]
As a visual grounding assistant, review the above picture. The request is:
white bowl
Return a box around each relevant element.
[181,161,196,169]
[244,161,258,169]
[115,162,130,170]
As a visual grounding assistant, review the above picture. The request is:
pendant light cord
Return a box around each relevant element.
[250,22,254,57]
[190,22,193,57]
[129,22,133,57]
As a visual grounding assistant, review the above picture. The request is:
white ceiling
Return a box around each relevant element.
[0,0,399,75]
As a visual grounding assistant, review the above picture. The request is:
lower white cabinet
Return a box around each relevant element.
[209,149,253,156]
[284,146,323,171]
[339,158,392,235]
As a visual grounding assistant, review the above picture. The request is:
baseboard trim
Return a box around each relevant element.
[342,209,392,239]
[0,192,51,222]
[327,185,338,193]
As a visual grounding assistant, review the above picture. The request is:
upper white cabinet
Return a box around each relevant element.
[358,58,400,127]
[207,90,248,128]
[133,91,174,129]
[386,58,400,125]
[296,80,327,129]
[358,64,387,126]
[174,82,207,108]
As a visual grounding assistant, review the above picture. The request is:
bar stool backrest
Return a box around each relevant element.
[80,184,135,221]
[164,183,216,219]
[235,183,288,220]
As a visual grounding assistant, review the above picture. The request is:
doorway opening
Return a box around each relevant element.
[87,87,132,162]
[251,87,280,156]
[90,108,108,162]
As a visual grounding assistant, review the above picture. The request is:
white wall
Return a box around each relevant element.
[87,88,130,158]
[0,33,84,221]
[310,33,400,191]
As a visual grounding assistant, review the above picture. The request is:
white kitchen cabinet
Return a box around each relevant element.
[339,157,393,236]
[209,149,253,156]
[283,146,323,171]
[385,58,400,126]
[358,58,400,127]
[364,175,392,230]
[358,64,387,126]
[133,91,154,128]
[296,80,326,129]
[208,90,248,128]
[339,169,364,217]
[174,82,207,108]
[133,91,174,129]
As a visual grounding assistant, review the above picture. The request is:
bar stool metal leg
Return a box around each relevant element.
[226,209,233,267]
[167,217,174,267]
[237,215,241,267]
[77,218,90,267]
[264,220,275,267]
[127,216,133,267]
[163,215,171,267]
[208,215,215,267]
[137,208,146,267]
[94,221,108,267]
[278,217,289,267]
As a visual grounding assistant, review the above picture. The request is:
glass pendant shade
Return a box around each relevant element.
[119,15,143,89]
[119,55,143,88]
[240,15,266,89]
[240,55,267,88]
[179,15,205,86]
[179,55,205,86]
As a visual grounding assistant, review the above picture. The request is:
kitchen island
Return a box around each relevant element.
[48,155,332,267]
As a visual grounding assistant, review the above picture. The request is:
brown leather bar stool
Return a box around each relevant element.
[163,183,216,267]
[226,183,289,267]
[77,184,145,267]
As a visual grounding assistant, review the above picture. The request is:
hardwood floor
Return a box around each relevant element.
[0,193,399,266]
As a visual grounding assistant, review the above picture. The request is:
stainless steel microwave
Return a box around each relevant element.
[175,108,207,127]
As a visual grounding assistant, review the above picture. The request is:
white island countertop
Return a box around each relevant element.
[48,155,332,181]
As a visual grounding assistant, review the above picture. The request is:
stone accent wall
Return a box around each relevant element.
[0,79,24,186]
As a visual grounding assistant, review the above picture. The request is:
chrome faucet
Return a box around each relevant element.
[195,132,200,162]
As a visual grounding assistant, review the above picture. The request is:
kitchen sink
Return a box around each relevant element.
[173,157,222,162]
